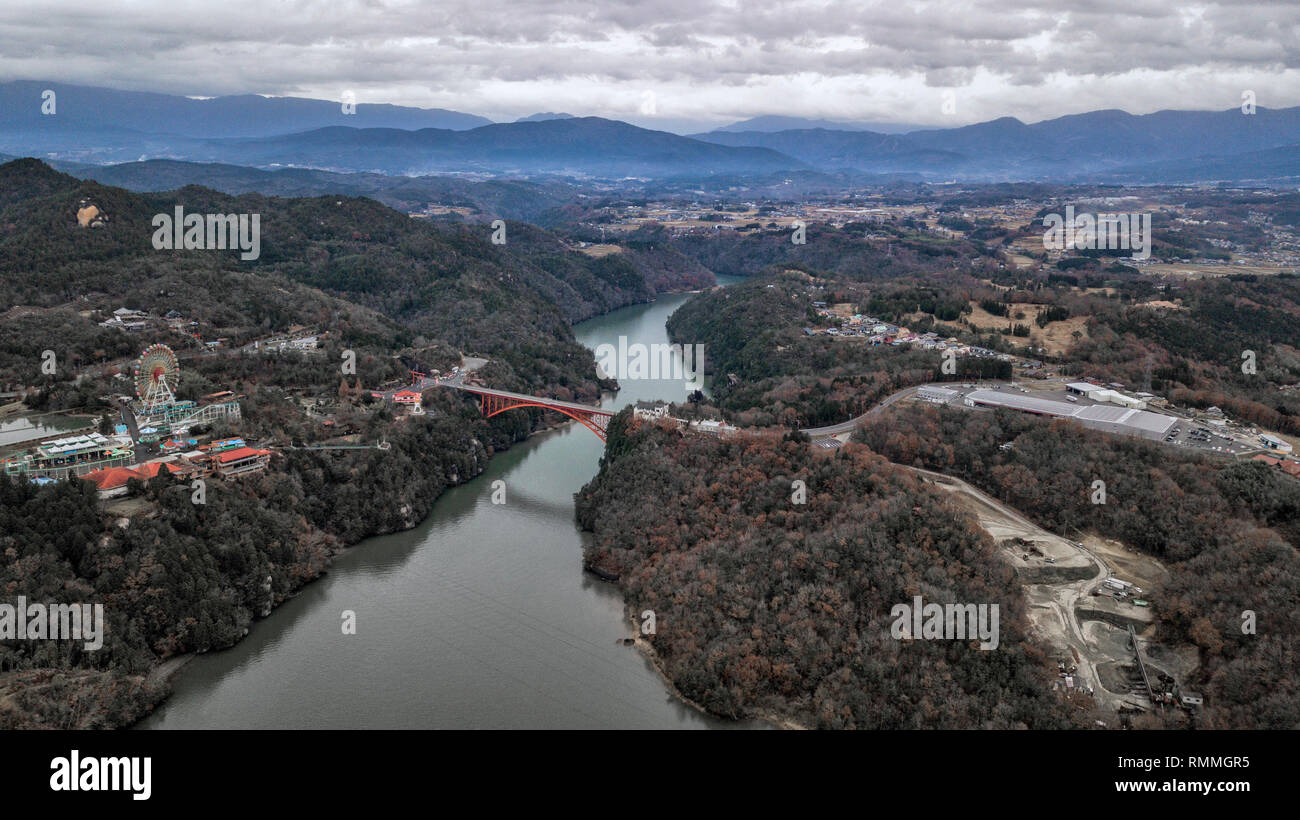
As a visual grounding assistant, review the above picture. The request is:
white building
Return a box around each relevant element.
[692,419,738,436]
[1066,382,1146,409]
[964,390,1175,440]
[633,400,670,421]
[1260,434,1294,453]
[917,386,959,404]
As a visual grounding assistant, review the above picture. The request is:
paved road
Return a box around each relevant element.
[799,386,919,437]
[382,357,611,417]
[376,357,485,399]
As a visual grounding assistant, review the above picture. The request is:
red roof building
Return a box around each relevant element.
[85,467,142,493]
[212,447,272,477]
[134,461,184,480]
[1252,454,1300,478]
[82,462,183,498]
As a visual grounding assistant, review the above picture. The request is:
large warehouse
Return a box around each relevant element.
[963,390,1176,440]
[1066,381,1147,409]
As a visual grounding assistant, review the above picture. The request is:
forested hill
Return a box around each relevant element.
[856,404,1300,729]
[575,414,1082,729]
[0,157,700,727]
[0,159,411,394]
[665,272,1010,428]
[0,158,702,397]
[57,159,578,226]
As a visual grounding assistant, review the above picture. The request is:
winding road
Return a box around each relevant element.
[798,386,920,437]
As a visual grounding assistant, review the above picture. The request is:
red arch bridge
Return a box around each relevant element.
[441,383,614,441]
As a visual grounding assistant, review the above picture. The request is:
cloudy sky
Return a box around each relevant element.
[2,0,1298,132]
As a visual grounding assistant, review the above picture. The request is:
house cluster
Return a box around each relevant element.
[632,400,670,421]
[98,307,149,332]
[251,332,323,354]
[98,307,197,334]
[80,437,274,499]
[97,310,329,356]
[804,310,1015,361]
[803,309,911,343]
[632,401,739,437]
[591,196,944,239]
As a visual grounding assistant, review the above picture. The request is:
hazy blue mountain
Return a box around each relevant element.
[1022,107,1300,164]
[181,117,805,177]
[0,80,492,139]
[3,79,1300,182]
[713,115,921,134]
[694,128,964,172]
[516,112,576,122]
[694,107,1300,180]
[1098,143,1300,185]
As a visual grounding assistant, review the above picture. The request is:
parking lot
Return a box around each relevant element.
[1158,422,1255,455]
[914,379,1268,457]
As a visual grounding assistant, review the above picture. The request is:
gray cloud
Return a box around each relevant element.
[1,0,1297,131]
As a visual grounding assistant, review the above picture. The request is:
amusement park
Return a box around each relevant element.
[2,343,243,481]
[125,343,241,441]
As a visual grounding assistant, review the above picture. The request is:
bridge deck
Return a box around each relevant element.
[441,383,612,416]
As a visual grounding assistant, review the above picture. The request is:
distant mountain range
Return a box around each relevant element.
[180,117,803,176]
[0,80,491,140]
[1103,143,1300,185]
[713,115,922,134]
[2,81,1299,183]
[696,108,1300,181]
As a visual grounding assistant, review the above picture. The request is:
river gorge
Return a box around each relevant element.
[140,281,757,730]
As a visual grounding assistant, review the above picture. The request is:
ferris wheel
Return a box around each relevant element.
[134,343,180,412]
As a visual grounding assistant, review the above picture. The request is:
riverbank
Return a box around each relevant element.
[134,284,748,730]
[622,604,803,730]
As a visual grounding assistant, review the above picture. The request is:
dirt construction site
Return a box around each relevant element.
[908,466,1199,716]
